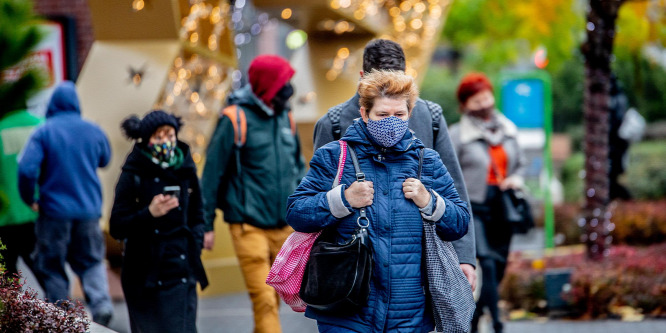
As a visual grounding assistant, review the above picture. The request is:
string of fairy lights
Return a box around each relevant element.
[313,0,449,81]
[128,0,448,164]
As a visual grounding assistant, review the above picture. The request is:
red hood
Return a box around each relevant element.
[248,55,295,107]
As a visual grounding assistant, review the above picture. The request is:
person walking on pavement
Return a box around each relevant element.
[17,81,114,325]
[0,108,42,277]
[288,70,470,332]
[450,73,527,333]
[201,54,305,333]
[110,110,208,333]
[312,39,477,290]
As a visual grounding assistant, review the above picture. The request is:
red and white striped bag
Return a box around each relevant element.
[266,140,348,312]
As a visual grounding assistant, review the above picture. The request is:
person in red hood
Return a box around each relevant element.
[201,55,305,333]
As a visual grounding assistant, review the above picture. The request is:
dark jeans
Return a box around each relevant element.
[0,222,37,277]
[33,215,113,317]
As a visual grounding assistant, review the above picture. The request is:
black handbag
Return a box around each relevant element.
[489,157,535,234]
[500,188,534,234]
[299,144,373,313]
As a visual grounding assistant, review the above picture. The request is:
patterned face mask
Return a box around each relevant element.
[148,141,175,165]
[367,116,409,147]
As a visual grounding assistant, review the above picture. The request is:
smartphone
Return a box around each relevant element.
[163,185,181,199]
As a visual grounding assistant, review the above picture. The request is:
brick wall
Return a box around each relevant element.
[34,0,94,76]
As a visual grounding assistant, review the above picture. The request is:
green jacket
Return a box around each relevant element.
[201,85,305,230]
[0,110,43,227]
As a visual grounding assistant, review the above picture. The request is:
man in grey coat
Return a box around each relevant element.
[312,39,477,289]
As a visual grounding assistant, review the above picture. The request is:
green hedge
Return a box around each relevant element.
[561,140,666,202]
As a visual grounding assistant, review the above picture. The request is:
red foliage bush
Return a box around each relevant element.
[0,272,90,332]
[554,200,666,246]
[500,243,666,319]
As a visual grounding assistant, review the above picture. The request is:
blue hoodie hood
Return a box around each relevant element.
[46,81,81,118]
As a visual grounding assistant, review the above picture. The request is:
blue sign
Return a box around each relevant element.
[500,79,545,128]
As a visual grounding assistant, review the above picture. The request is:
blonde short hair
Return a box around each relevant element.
[358,70,419,115]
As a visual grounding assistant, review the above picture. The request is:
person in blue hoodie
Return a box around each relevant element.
[286,70,470,332]
[17,81,114,326]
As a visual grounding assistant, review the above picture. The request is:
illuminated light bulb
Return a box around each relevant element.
[281,8,292,20]
[334,21,350,34]
[414,2,426,13]
[168,71,177,82]
[330,0,340,10]
[178,68,187,79]
[132,0,145,12]
[430,5,442,19]
[337,47,350,59]
[333,58,345,69]
[190,92,200,103]
[196,102,206,115]
[208,66,218,77]
[389,7,401,17]
[339,0,351,8]
[326,70,338,81]
[211,7,221,24]
[190,32,199,43]
[354,10,365,20]
[400,1,412,11]
[174,57,183,68]
[394,21,406,32]
[410,19,423,29]
[208,36,218,50]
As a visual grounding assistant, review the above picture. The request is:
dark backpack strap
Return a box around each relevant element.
[417,148,425,181]
[327,104,344,140]
[346,145,369,227]
[424,100,442,143]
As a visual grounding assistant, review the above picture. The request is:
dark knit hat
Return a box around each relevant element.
[121,110,182,143]
[456,72,494,105]
[248,55,295,107]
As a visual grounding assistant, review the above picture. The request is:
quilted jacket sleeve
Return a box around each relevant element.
[286,144,353,233]
[426,149,471,242]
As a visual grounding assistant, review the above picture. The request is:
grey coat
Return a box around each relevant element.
[312,93,476,266]
[449,114,527,204]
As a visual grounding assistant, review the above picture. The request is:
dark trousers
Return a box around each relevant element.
[471,186,512,333]
[32,215,113,317]
[0,222,37,276]
[125,281,198,333]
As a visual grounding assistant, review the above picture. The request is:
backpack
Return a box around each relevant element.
[221,105,297,148]
[220,105,298,176]
[327,99,442,141]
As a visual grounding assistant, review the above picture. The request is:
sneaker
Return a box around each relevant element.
[92,311,113,327]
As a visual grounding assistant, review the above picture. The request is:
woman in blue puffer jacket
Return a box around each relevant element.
[286,70,471,332]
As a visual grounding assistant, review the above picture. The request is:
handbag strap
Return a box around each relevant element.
[346,145,369,228]
[333,140,348,188]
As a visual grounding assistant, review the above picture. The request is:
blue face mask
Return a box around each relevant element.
[366,116,409,147]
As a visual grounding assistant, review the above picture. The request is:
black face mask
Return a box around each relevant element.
[467,105,494,120]
[272,82,294,114]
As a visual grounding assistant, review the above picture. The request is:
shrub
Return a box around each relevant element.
[0,272,89,332]
[560,140,666,203]
[553,200,666,246]
[500,243,666,319]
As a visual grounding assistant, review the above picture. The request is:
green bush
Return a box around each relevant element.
[624,141,666,199]
[560,140,666,202]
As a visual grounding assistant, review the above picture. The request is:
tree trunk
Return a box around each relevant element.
[581,0,624,260]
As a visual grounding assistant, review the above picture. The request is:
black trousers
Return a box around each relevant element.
[125,280,198,333]
[0,222,37,277]
[471,186,512,333]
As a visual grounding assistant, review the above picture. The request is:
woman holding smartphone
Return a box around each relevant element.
[110,110,208,333]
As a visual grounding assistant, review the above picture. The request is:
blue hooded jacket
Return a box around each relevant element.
[287,119,470,332]
[18,81,111,219]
